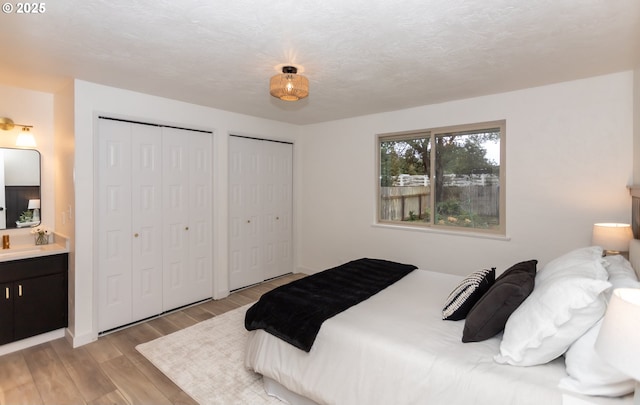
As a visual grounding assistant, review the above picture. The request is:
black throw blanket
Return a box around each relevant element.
[244,258,417,352]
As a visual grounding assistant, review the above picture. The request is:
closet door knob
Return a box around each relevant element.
[185,227,189,231]
[134,233,139,238]
[247,220,251,223]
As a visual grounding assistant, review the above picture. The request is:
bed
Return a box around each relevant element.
[245,242,640,405]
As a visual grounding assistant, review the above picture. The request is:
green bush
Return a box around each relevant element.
[436,200,461,216]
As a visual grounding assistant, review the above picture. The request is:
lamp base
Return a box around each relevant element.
[603,250,629,260]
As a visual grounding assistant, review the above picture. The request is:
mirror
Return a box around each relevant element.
[0,148,41,229]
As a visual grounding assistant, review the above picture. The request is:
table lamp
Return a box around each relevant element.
[595,288,640,404]
[28,199,40,222]
[592,223,633,256]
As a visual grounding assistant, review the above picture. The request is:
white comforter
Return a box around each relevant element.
[245,269,632,405]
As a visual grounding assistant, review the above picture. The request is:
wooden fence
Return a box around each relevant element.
[380,184,499,221]
[380,186,430,221]
[454,184,499,217]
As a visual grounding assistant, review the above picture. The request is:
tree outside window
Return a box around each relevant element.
[378,121,505,235]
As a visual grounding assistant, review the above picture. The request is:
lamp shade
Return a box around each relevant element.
[28,199,40,210]
[592,223,633,253]
[16,127,36,147]
[595,288,640,380]
[270,66,309,101]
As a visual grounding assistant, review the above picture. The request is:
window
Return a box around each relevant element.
[378,120,505,235]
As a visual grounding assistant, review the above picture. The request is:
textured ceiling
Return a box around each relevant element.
[0,0,638,125]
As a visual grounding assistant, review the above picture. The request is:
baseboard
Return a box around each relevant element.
[296,266,316,275]
[68,328,97,348]
[0,329,65,356]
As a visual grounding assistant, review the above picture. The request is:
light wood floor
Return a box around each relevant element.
[0,273,305,405]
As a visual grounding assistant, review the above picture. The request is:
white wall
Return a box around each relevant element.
[297,72,634,276]
[0,84,55,238]
[54,81,76,336]
[634,68,640,183]
[70,80,300,346]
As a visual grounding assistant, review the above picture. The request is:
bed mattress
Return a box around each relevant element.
[245,269,633,405]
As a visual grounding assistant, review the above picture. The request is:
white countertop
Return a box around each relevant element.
[0,233,69,262]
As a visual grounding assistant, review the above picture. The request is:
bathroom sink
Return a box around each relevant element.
[2,246,44,253]
[0,246,46,259]
[0,239,67,263]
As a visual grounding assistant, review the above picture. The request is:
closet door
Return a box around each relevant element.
[98,119,162,331]
[162,128,212,310]
[99,120,163,331]
[229,136,293,290]
[98,119,133,331]
[262,141,293,280]
[186,130,214,303]
[130,126,164,321]
[99,120,212,332]
[229,137,263,290]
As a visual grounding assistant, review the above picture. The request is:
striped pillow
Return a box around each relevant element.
[442,268,496,321]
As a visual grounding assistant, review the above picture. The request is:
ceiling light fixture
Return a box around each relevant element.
[0,117,36,147]
[270,66,309,101]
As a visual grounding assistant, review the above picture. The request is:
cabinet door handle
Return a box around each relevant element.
[185,226,189,231]
[18,284,22,297]
[5,287,8,300]
[134,233,139,238]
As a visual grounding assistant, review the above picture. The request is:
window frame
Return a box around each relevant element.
[376,120,506,236]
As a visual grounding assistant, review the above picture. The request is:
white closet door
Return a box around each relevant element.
[99,120,213,332]
[187,130,213,302]
[162,127,212,309]
[262,141,293,280]
[98,119,134,331]
[130,125,164,321]
[229,137,293,290]
[229,137,264,290]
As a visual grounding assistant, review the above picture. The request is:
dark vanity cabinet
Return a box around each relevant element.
[0,253,68,345]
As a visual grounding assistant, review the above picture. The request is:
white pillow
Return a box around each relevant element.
[495,257,610,366]
[535,246,604,285]
[559,255,640,397]
[603,254,638,290]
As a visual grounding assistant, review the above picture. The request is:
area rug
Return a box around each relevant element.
[136,304,282,405]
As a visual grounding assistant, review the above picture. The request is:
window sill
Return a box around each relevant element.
[372,222,511,241]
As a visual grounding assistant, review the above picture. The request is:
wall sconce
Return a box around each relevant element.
[0,117,37,147]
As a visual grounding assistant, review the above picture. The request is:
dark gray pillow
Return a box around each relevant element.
[462,260,537,343]
[442,268,496,321]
